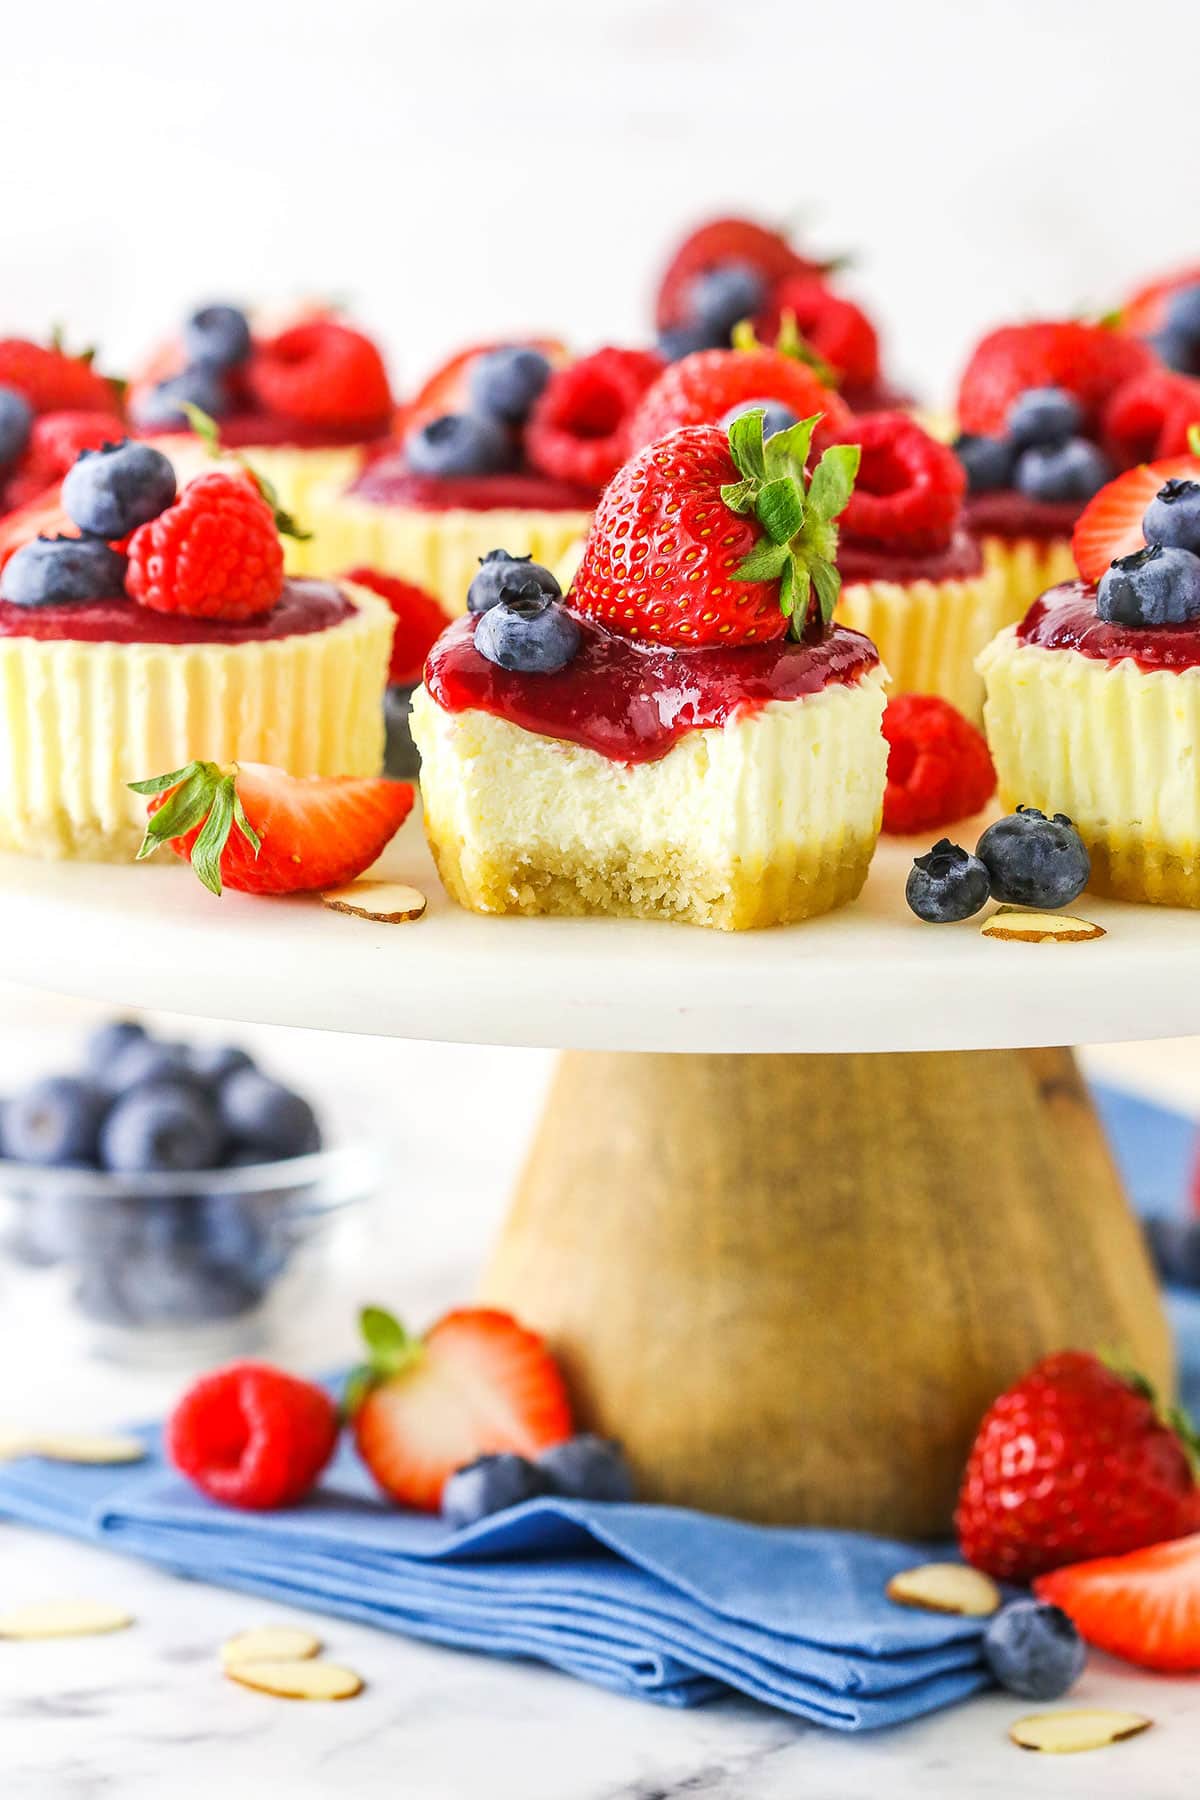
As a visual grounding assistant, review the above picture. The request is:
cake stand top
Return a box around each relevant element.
[0,812,1195,1053]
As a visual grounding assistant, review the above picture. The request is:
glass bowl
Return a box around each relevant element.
[0,1141,378,1364]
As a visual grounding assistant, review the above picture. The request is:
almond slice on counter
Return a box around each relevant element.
[1009,1709,1152,1754]
[221,1626,322,1667]
[31,1433,147,1466]
[321,881,426,923]
[225,1658,364,1701]
[885,1562,1001,1617]
[981,907,1105,943]
[0,1600,134,1639]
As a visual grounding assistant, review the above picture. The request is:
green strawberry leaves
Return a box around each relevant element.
[721,410,861,638]
[180,402,312,542]
[342,1305,423,1421]
[128,759,261,898]
[732,313,837,388]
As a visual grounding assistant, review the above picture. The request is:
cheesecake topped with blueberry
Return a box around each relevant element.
[979,453,1200,906]
[411,410,888,930]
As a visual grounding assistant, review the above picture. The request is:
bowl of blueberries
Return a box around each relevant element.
[0,1017,377,1361]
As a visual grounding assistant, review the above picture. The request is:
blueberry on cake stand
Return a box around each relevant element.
[0,816,1174,1535]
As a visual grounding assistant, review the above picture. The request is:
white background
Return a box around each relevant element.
[3,0,1198,405]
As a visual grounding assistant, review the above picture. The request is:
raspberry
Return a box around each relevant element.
[247,319,392,428]
[881,694,996,835]
[126,472,284,620]
[525,348,664,491]
[626,346,848,455]
[167,1361,339,1509]
[1103,369,1200,466]
[827,413,964,553]
[344,566,447,683]
[760,277,880,389]
[0,338,116,416]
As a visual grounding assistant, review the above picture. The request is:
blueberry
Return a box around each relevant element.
[1098,543,1200,627]
[467,549,561,615]
[195,1190,285,1285]
[183,303,252,370]
[1006,387,1082,451]
[953,433,1013,495]
[441,1453,550,1528]
[1164,283,1200,345]
[131,365,232,429]
[218,1069,320,1159]
[657,320,727,362]
[975,807,1090,909]
[1153,324,1200,376]
[719,398,800,440]
[383,682,421,780]
[468,347,552,425]
[83,1018,147,1078]
[983,1599,1085,1701]
[1143,478,1200,554]
[0,384,33,467]
[905,839,992,924]
[686,260,766,337]
[3,1077,107,1167]
[0,535,128,608]
[537,1434,635,1502]
[1143,1215,1200,1289]
[406,412,514,479]
[99,1082,224,1174]
[1013,438,1111,504]
[62,440,176,540]
[186,1043,255,1091]
[75,1248,261,1327]
[104,1036,193,1095]
[475,586,581,674]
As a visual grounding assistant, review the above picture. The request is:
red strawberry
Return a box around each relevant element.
[824,413,965,554]
[167,1361,339,1510]
[1103,369,1200,466]
[247,319,392,429]
[344,567,448,684]
[626,346,847,456]
[1072,452,1200,583]
[0,488,74,566]
[1122,264,1200,338]
[3,409,128,512]
[1036,1533,1200,1673]
[0,337,117,416]
[956,1351,1200,1584]
[957,321,1154,438]
[881,695,995,835]
[525,346,664,491]
[401,338,567,437]
[758,277,880,390]
[348,1305,573,1511]
[654,216,828,333]
[133,760,415,897]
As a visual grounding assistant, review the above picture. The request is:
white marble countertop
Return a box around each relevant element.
[0,988,1196,1798]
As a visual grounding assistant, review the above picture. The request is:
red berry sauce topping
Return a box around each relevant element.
[964,489,1086,542]
[0,577,353,647]
[425,611,879,765]
[348,461,598,513]
[1018,579,1200,671]
[838,531,982,587]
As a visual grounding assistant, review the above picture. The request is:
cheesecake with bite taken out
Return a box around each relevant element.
[411,412,887,929]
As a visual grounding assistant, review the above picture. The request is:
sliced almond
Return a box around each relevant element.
[0,1600,134,1640]
[981,907,1105,944]
[225,1658,363,1701]
[1010,1709,1152,1754]
[221,1626,322,1667]
[322,881,426,923]
[886,1562,1001,1617]
[31,1433,147,1466]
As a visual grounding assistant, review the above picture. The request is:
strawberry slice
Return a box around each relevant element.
[1036,1533,1200,1673]
[1072,453,1200,582]
[131,760,414,896]
[348,1306,573,1511]
[400,337,567,437]
[0,487,74,569]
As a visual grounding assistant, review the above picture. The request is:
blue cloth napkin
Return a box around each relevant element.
[0,1079,1193,1731]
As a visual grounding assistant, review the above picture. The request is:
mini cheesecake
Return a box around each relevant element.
[963,490,1080,630]
[412,613,887,930]
[301,459,597,613]
[0,578,392,860]
[979,580,1200,906]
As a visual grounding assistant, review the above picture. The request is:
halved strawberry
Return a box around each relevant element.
[1036,1533,1200,1673]
[1072,453,1200,582]
[348,1306,573,1511]
[654,216,829,333]
[0,487,74,567]
[400,338,567,437]
[131,760,414,896]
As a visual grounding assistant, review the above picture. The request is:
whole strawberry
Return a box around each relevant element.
[571,412,859,647]
[956,1350,1200,1583]
[654,215,829,334]
[0,337,117,416]
[626,343,848,455]
[957,320,1152,439]
[126,470,284,619]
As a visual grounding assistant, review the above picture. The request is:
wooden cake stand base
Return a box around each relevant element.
[481,1046,1172,1537]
